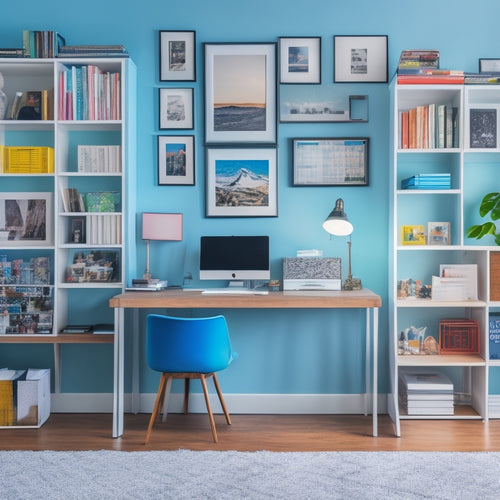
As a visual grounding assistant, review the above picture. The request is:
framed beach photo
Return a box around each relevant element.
[292,137,369,186]
[205,147,277,217]
[158,135,195,186]
[0,192,53,246]
[159,30,196,82]
[159,88,194,130]
[334,35,388,83]
[279,37,321,84]
[204,42,277,145]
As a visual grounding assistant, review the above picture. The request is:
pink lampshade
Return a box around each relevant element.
[142,213,183,241]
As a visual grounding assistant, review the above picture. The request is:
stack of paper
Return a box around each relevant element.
[399,370,454,415]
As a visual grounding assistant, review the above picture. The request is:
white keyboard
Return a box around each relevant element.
[201,288,268,295]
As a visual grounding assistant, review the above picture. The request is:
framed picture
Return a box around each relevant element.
[159,30,196,82]
[279,37,321,84]
[280,86,368,123]
[159,88,193,130]
[479,58,500,73]
[158,135,195,186]
[292,138,369,186]
[70,217,85,244]
[205,147,277,217]
[470,108,497,148]
[0,192,53,246]
[204,42,277,145]
[334,35,388,83]
[401,225,426,245]
[428,222,450,245]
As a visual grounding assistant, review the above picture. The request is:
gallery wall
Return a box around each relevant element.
[2,0,500,398]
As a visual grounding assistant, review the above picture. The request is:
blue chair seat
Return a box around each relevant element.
[145,314,237,444]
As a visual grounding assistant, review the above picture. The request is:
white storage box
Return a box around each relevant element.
[0,368,50,428]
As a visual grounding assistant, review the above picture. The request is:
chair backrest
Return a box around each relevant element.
[146,314,236,374]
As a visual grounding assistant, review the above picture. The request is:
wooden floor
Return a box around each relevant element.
[2,413,500,451]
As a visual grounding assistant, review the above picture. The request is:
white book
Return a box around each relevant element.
[400,370,453,392]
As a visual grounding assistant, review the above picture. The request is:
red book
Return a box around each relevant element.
[397,74,465,84]
[401,111,409,149]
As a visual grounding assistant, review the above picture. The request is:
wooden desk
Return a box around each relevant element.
[109,288,381,438]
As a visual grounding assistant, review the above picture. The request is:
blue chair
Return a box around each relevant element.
[145,314,237,444]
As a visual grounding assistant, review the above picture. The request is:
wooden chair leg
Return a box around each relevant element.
[200,374,218,443]
[184,378,190,414]
[145,373,168,444]
[212,373,231,425]
[160,376,172,423]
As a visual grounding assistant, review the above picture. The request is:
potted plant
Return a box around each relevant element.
[466,192,500,245]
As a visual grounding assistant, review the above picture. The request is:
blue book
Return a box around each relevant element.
[490,314,500,359]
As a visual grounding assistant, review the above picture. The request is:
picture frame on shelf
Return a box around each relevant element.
[65,249,120,283]
[292,137,369,186]
[205,147,277,217]
[157,135,195,186]
[427,222,450,245]
[401,225,426,245]
[279,37,321,84]
[159,30,196,82]
[280,86,368,123]
[0,192,53,246]
[333,35,388,83]
[479,58,500,73]
[470,108,497,148]
[159,88,194,130]
[70,217,85,244]
[204,42,277,145]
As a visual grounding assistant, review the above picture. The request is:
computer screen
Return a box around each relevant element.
[199,235,270,281]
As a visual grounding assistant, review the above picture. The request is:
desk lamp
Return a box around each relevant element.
[142,212,183,281]
[322,198,361,290]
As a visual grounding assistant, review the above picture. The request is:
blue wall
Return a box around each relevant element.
[2,0,500,396]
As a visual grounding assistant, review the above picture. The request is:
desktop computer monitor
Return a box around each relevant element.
[199,235,270,282]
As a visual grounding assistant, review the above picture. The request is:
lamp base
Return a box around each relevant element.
[343,277,362,291]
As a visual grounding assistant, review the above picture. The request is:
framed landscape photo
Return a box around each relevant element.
[159,30,196,82]
[292,137,369,186]
[334,35,388,83]
[279,37,321,84]
[205,147,277,217]
[0,192,53,246]
[204,42,277,145]
[158,135,195,185]
[159,88,194,130]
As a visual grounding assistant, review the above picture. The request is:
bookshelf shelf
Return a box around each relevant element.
[0,57,136,406]
[389,80,499,436]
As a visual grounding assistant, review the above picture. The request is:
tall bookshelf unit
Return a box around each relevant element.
[389,80,500,436]
[0,57,136,415]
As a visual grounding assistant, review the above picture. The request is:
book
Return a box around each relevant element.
[400,371,453,392]
[470,108,497,148]
[60,325,92,334]
[489,314,500,359]
[397,74,464,84]
[398,49,440,70]
[93,323,114,334]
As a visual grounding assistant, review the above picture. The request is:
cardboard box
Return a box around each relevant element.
[0,368,50,427]
[490,253,500,302]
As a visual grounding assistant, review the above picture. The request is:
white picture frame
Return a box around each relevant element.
[159,30,196,82]
[205,147,277,217]
[157,135,195,186]
[159,88,194,130]
[279,37,321,84]
[334,35,388,83]
[0,192,53,246]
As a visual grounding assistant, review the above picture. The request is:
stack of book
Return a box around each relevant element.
[465,73,500,85]
[22,30,65,58]
[401,173,451,190]
[58,45,128,58]
[399,370,454,416]
[397,49,464,84]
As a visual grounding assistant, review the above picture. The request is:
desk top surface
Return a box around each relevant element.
[109,288,381,309]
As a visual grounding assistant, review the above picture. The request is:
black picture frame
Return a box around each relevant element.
[159,30,196,82]
[334,35,388,83]
[204,42,277,145]
[292,137,369,186]
[479,58,500,73]
[279,36,321,84]
[157,135,195,186]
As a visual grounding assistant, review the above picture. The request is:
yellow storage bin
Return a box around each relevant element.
[4,146,54,173]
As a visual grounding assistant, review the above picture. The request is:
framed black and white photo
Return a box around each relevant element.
[158,135,195,185]
[0,192,53,246]
[159,88,193,130]
[334,35,388,83]
[479,58,500,73]
[279,37,321,84]
[205,147,277,217]
[292,137,369,186]
[204,42,277,145]
[159,30,196,82]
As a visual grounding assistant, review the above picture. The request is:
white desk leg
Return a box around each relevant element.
[365,309,371,417]
[373,307,379,437]
[113,307,125,438]
[132,309,140,414]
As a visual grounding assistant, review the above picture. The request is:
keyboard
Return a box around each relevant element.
[201,288,268,295]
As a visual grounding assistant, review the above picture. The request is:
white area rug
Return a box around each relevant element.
[1,450,499,499]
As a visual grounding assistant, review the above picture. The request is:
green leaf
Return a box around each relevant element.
[466,222,496,239]
[479,192,500,218]
[466,224,483,238]
[496,233,500,246]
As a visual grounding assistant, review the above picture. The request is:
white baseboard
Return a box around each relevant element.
[50,393,388,415]
[489,395,500,418]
